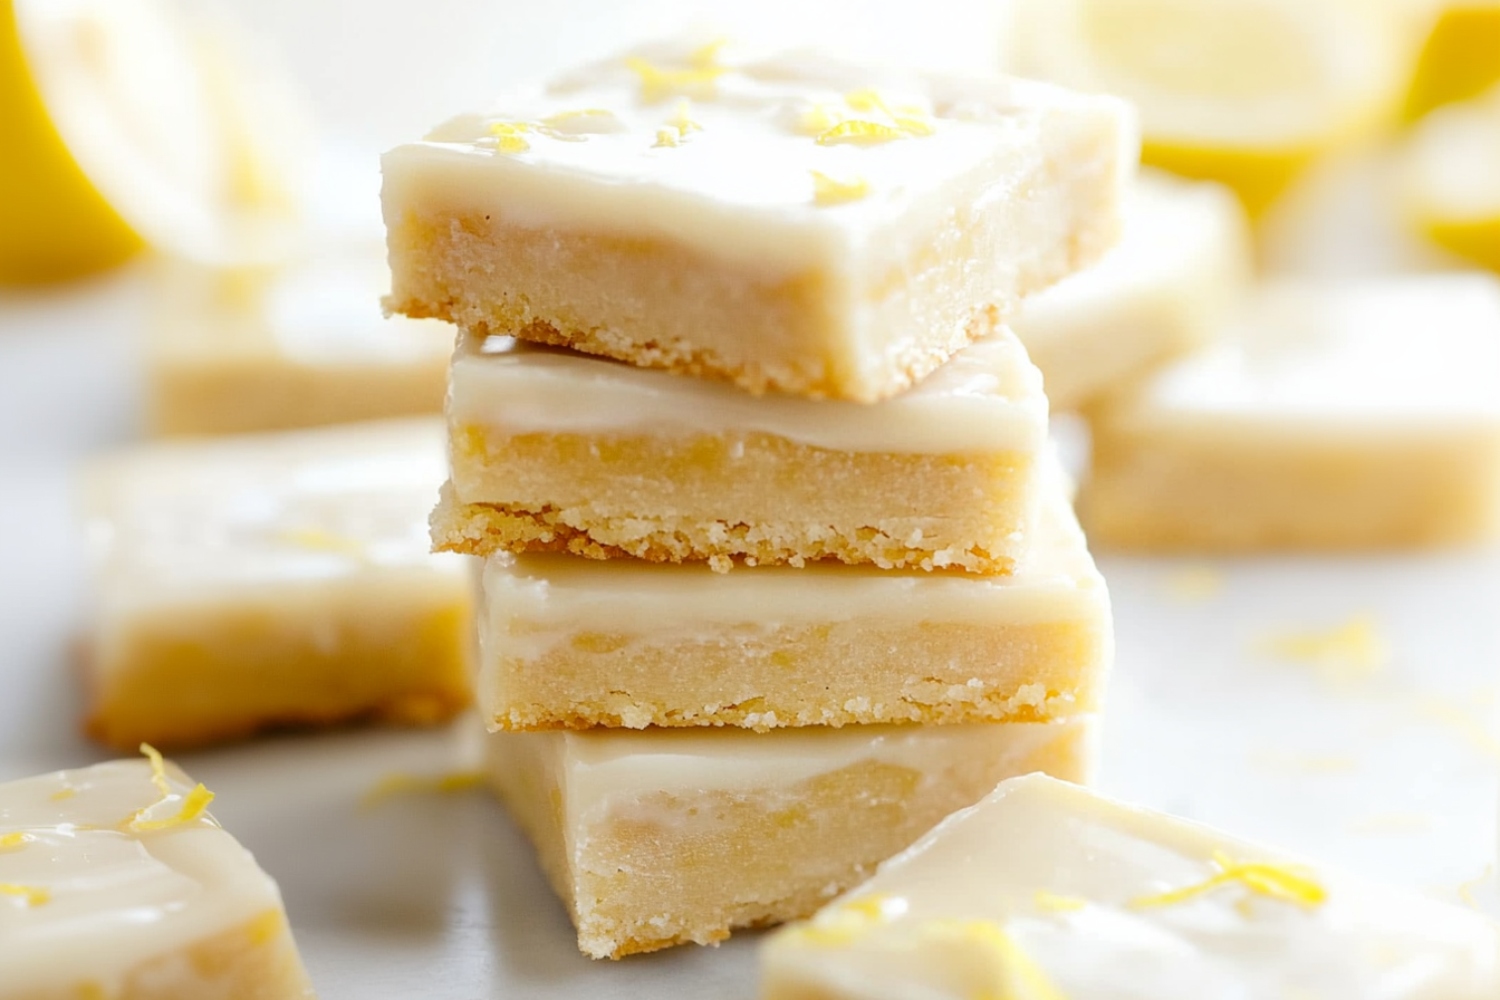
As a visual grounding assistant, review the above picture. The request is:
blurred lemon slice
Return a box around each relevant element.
[1400,84,1500,270]
[1402,1,1500,122]
[1005,0,1410,216]
[0,0,308,284]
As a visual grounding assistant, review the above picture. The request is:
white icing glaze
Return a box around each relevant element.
[450,329,1046,454]
[1014,170,1251,383]
[491,720,1096,828]
[152,242,453,366]
[81,418,462,604]
[763,773,1500,1000]
[0,759,292,996]
[481,474,1102,661]
[1114,275,1500,435]
[381,38,1130,272]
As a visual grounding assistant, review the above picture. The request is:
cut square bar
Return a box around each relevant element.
[146,246,452,436]
[1013,170,1251,411]
[762,774,1500,1000]
[435,329,1047,573]
[81,419,473,750]
[0,758,313,1000]
[487,718,1096,959]
[1081,276,1500,551]
[383,39,1134,402]
[476,470,1108,730]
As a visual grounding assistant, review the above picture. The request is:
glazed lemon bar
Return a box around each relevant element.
[762,774,1500,1000]
[146,245,451,436]
[1082,276,1500,551]
[435,330,1047,572]
[488,717,1096,959]
[81,419,472,751]
[0,756,314,1000]
[1012,170,1251,411]
[476,469,1108,730]
[382,39,1134,402]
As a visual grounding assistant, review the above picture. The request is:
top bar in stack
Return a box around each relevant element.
[382,39,1135,402]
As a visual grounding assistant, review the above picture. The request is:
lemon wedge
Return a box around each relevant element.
[1402,1,1500,121]
[1005,0,1411,216]
[0,0,308,284]
[1400,83,1500,270]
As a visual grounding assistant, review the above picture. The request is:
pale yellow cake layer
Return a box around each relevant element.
[1013,170,1251,411]
[146,249,451,436]
[1081,277,1500,552]
[488,718,1097,959]
[762,774,1500,1000]
[1,760,315,1000]
[438,437,1034,573]
[383,40,1133,401]
[82,419,473,750]
[478,478,1108,730]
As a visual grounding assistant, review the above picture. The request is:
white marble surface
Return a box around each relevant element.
[0,262,1497,996]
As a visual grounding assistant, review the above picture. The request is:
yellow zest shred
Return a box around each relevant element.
[278,527,367,558]
[784,893,905,947]
[0,883,50,906]
[488,122,531,154]
[1261,614,1388,683]
[1033,890,1087,912]
[48,787,76,802]
[0,832,32,852]
[1416,695,1500,761]
[625,56,727,103]
[689,38,727,68]
[668,99,703,136]
[816,119,911,146]
[920,920,1068,1000]
[797,103,843,135]
[810,170,870,206]
[653,129,680,148]
[361,770,486,807]
[125,743,216,833]
[1132,850,1326,911]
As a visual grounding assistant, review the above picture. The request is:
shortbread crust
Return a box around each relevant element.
[476,474,1108,730]
[383,39,1134,401]
[0,759,314,1000]
[81,419,472,750]
[146,247,451,436]
[435,331,1047,573]
[488,718,1096,959]
[1082,277,1500,551]
[763,773,1500,1000]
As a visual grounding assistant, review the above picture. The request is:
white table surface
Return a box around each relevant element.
[1,260,1497,997]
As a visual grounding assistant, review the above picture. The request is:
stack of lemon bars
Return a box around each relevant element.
[381,39,1135,959]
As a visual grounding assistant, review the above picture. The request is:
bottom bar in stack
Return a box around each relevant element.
[487,718,1096,959]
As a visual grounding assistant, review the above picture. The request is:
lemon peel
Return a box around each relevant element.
[1132,850,1326,911]
[48,787,76,802]
[126,743,215,833]
[488,122,531,154]
[361,769,486,807]
[1033,890,1087,912]
[278,527,366,557]
[689,39,728,69]
[0,832,32,851]
[784,893,906,946]
[625,56,727,104]
[816,120,911,146]
[920,919,1067,1000]
[810,171,870,206]
[0,883,50,906]
[1261,614,1388,683]
[667,99,703,137]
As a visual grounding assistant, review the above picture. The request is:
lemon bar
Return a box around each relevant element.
[435,330,1047,573]
[0,757,314,1000]
[762,773,1500,1000]
[477,471,1108,731]
[487,717,1096,959]
[382,39,1134,402]
[81,419,473,751]
[1082,276,1500,551]
[1013,171,1251,410]
[146,245,451,436]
